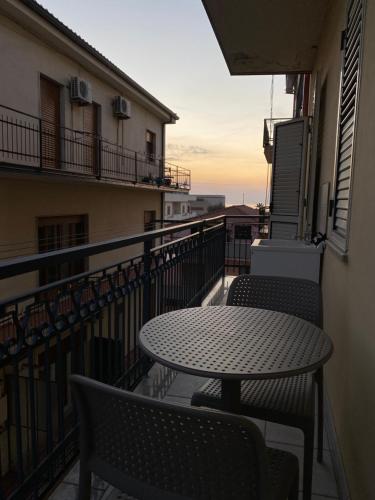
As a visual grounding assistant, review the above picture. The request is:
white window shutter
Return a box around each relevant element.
[332,0,363,250]
[270,118,309,240]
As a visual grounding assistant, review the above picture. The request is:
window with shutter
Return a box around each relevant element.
[82,103,99,174]
[40,76,60,168]
[38,215,88,286]
[269,118,309,240]
[332,0,364,249]
[146,130,156,162]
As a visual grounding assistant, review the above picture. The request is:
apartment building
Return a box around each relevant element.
[164,194,226,222]
[0,0,190,298]
[203,0,374,498]
[189,194,225,217]
[164,193,192,221]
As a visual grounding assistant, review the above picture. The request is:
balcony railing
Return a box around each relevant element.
[162,214,269,276]
[0,104,191,190]
[263,117,292,163]
[0,214,268,499]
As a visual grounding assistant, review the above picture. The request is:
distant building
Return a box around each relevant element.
[190,204,264,241]
[164,193,225,222]
[164,193,192,221]
[189,194,225,216]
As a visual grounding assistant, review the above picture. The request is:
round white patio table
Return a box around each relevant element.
[139,305,333,412]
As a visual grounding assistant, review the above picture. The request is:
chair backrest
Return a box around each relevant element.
[71,375,268,500]
[227,274,322,327]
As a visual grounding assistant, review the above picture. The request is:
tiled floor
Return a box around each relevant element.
[50,277,339,499]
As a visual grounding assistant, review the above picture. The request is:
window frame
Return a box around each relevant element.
[146,130,156,162]
[39,73,64,169]
[37,214,88,285]
[234,224,253,241]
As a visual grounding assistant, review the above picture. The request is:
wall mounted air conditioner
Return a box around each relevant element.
[70,77,92,105]
[113,96,131,119]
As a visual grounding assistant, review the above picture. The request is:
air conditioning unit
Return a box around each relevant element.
[113,96,131,119]
[70,76,92,104]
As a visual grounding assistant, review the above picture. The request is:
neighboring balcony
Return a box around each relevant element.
[263,117,292,163]
[0,104,191,191]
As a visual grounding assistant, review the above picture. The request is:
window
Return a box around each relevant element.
[332,0,364,250]
[144,210,156,232]
[234,225,252,240]
[146,130,156,162]
[172,202,181,215]
[38,215,88,285]
[40,76,61,168]
[82,103,100,174]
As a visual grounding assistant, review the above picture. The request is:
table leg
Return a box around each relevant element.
[221,380,241,413]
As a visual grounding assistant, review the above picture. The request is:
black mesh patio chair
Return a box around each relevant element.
[71,374,299,500]
[191,274,324,500]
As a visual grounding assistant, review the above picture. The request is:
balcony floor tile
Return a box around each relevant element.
[267,441,338,499]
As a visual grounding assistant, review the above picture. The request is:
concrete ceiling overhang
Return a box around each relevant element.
[202,0,331,75]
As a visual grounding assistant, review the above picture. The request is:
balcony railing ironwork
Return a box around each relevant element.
[0,104,191,190]
[161,214,269,276]
[0,214,268,499]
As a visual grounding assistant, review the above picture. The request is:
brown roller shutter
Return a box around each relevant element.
[40,76,60,168]
[82,103,98,174]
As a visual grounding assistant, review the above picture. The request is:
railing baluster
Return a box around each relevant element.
[55,331,65,444]
[43,337,53,458]
[39,117,43,170]
[12,358,24,485]
[142,240,152,325]
[27,347,38,474]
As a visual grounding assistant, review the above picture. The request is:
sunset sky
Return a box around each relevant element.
[39,0,293,205]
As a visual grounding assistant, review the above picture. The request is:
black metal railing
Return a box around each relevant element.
[224,215,269,275]
[160,214,270,276]
[0,104,191,190]
[0,216,227,499]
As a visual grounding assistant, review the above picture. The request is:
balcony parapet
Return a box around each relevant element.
[0,104,191,191]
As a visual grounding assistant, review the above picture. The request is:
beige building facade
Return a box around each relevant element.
[0,0,190,298]
[203,0,374,498]
[309,3,375,499]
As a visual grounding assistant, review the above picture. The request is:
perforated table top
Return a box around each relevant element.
[139,306,333,380]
